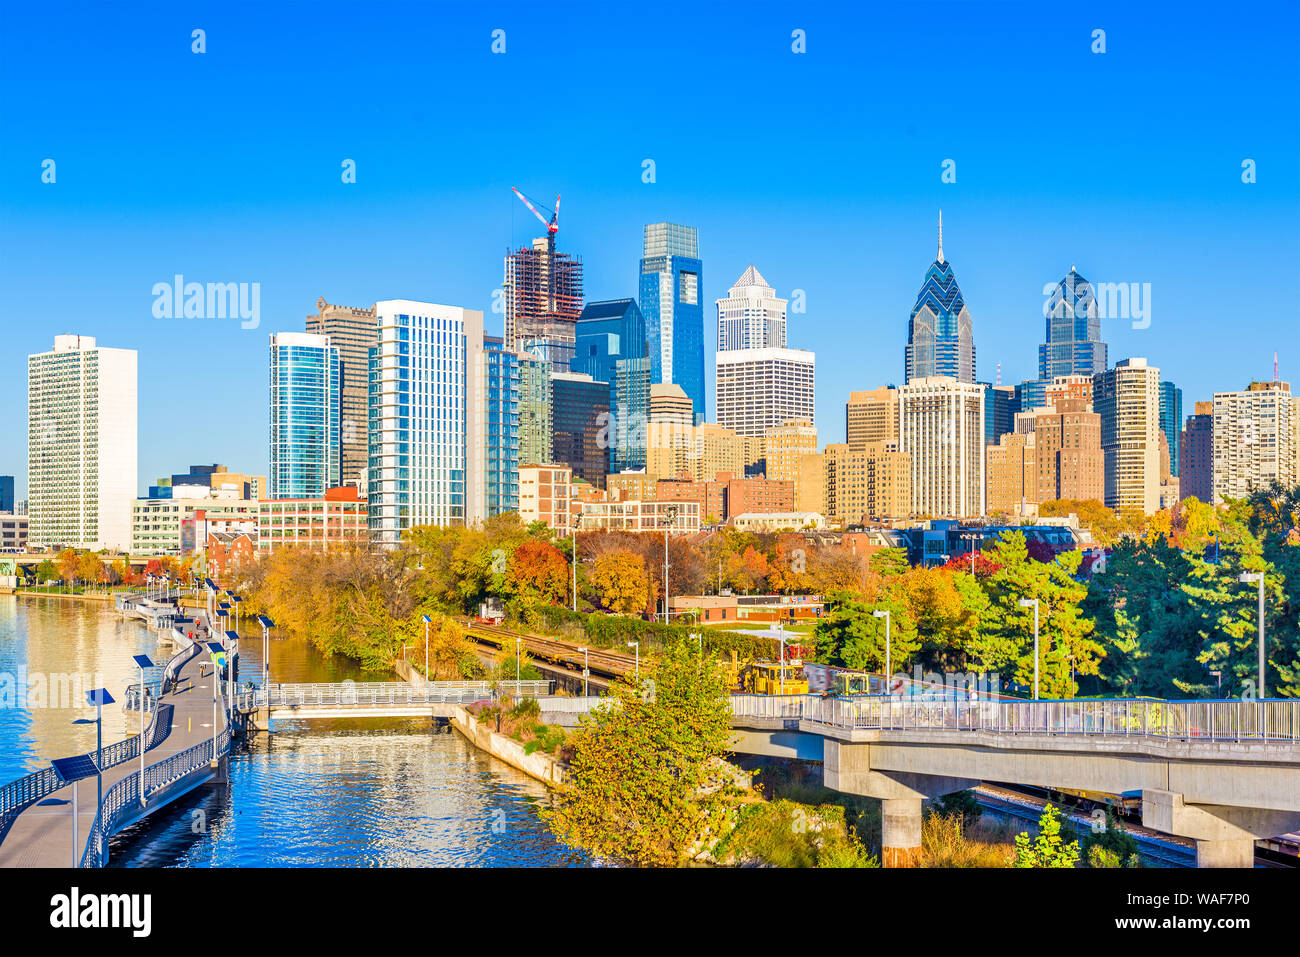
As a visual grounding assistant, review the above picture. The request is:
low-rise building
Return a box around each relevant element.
[730,511,824,532]
[519,464,572,534]
[207,530,257,578]
[0,514,29,551]
[256,486,367,554]
[578,499,700,533]
[132,498,258,555]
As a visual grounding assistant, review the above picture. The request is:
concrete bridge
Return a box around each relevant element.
[244,680,553,728]
[0,610,238,868]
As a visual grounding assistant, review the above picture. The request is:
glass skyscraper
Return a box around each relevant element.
[484,336,520,516]
[268,332,341,499]
[1022,266,1109,410]
[572,298,650,473]
[1159,379,1183,477]
[639,223,705,424]
[904,213,975,384]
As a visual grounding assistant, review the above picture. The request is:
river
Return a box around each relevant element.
[0,595,588,867]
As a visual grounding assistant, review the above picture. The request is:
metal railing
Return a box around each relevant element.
[256,680,552,709]
[726,694,1300,742]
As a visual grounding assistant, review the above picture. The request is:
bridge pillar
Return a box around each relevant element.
[881,798,923,868]
[1142,789,1300,868]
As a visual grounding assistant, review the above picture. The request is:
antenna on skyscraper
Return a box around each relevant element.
[937,210,944,264]
[1275,351,1279,382]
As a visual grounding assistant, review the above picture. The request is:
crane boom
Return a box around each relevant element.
[512,187,559,236]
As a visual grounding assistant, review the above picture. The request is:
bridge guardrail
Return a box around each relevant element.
[256,680,552,709]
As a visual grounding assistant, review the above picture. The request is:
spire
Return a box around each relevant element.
[937,210,944,264]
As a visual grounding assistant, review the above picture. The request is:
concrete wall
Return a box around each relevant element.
[450,706,566,787]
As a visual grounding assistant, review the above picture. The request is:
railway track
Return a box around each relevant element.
[461,621,634,680]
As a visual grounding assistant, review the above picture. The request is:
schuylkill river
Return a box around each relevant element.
[0,596,589,867]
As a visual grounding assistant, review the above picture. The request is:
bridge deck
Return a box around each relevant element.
[0,617,229,868]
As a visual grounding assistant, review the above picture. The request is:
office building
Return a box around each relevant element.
[649,383,693,424]
[640,223,705,423]
[1038,267,1108,381]
[646,421,746,483]
[269,332,342,499]
[0,514,29,551]
[1180,401,1214,503]
[306,298,377,489]
[132,498,257,555]
[517,350,552,468]
[904,213,975,384]
[551,371,610,487]
[27,335,137,551]
[982,384,1018,446]
[368,300,485,546]
[715,347,815,437]
[899,376,985,518]
[1159,380,1183,477]
[1033,398,1105,503]
[148,465,264,501]
[846,387,900,452]
[716,264,786,352]
[578,498,700,534]
[572,299,650,473]
[823,442,912,526]
[504,237,583,370]
[1094,358,1162,514]
[1212,380,1299,503]
[0,476,12,515]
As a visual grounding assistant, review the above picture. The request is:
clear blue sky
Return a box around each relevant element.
[2,0,1297,497]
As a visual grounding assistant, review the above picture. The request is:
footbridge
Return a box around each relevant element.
[245,680,553,727]
[0,611,240,868]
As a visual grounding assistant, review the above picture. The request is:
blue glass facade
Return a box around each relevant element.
[572,299,650,473]
[0,475,13,514]
[1021,267,1110,410]
[639,223,705,424]
[269,333,341,499]
[1159,379,1183,477]
[982,384,1018,446]
[485,336,520,515]
[904,219,975,383]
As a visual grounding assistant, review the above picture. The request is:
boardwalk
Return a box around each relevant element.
[0,613,233,868]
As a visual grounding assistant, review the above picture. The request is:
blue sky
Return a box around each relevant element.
[2,0,1297,496]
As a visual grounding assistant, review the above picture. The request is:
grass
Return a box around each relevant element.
[919,810,1017,868]
[711,799,878,868]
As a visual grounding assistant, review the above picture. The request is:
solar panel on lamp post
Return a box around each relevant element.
[422,615,431,686]
[132,655,155,807]
[577,646,589,696]
[73,688,115,837]
[257,615,275,691]
[872,609,891,687]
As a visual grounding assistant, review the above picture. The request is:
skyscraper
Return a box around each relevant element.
[1159,380,1183,477]
[572,299,651,473]
[368,301,485,546]
[504,238,583,370]
[640,223,705,424]
[1039,267,1108,380]
[982,384,1018,446]
[551,371,610,487]
[1094,358,1161,514]
[904,213,975,384]
[1179,401,1214,503]
[0,475,13,515]
[269,332,342,499]
[517,350,552,467]
[715,347,815,438]
[716,265,786,352]
[306,298,377,490]
[484,336,520,517]
[1211,380,1299,503]
[27,335,137,551]
[899,376,985,518]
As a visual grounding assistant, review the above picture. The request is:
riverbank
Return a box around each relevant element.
[8,588,117,603]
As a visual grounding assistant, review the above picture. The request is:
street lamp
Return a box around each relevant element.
[571,514,582,612]
[872,609,891,684]
[661,504,679,623]
[960,531,981,574]
[1239,571,1266,698]
[577,646,589,696]
[205,644,224,762]
[1210,668,1223,698]
[627,641,639,681]
[422,614,431,684]
[1018,597,1041,699]
[73,688,114,830]
[257,614,274,690]
[515,637,522,686]
[777,621,787,696]
[132,655,155,807]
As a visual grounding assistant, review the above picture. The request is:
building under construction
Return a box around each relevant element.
[504,237,584,369]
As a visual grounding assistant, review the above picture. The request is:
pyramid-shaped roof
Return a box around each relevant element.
[732,264,771,289]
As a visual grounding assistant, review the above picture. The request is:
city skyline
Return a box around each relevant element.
[2,2,1298,496]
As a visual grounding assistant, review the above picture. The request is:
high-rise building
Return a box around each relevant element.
[982,384,1018,446]
[1094,358,1161,514]
[306,298,377,489]
[1039,267,1108,382]
[646,421,745,483]
[269,332,341,499]
[550,371,610,487]
[985,431,1037,516]
[823,442,911,526]
[649,383,693,423]
[1211,380,1299,504]
[1180,401,1214,503]
[484,336,520,517]
[846,387,900,452]
[1044,374,1093,410]
[504,237,583,370]
[27,335,137,551]
[640,223,705,424]
[1159,380,1183,477]
[904,213,975,384]
[572,299,650,473]
[0,475,13,514]
[1033,398,1104,503]
[764,420,818,484]
[368,301,485,546]
[899,376,985,518]
[517,350,552,467]
[716,265,786,352]
[715,347,815,437]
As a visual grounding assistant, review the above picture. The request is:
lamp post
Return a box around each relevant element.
[132,655,155,807]
[960,531,980,574]
[872,609,891,686]
[515,638,522,686]
[422,614,431,684]
[627,641,639,681]
[661,505,678,623]
[1210,669,1222,697]
[571,515,581,612]
[777,622,787,696]
[73,688,114,835]
[1018,597,1040,699]
[257,614,274,691]
[577,646,589,696]
[1239,571,1266,698]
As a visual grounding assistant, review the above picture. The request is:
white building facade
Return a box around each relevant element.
[27,335,138,551]
[899,376,985,519]
[716,265,787,352]
[1211,381,1298,504]
[714,347,815,438]
[1094,357,1161,515]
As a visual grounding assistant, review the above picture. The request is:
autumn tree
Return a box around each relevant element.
[591,550,651,615]
[505,538,568,605]
[814,591,920,674]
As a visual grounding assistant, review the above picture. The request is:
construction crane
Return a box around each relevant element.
[512,187,560,252]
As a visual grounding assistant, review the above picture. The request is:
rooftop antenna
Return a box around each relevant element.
[936,210,945,264]
[1274,351,1279,382]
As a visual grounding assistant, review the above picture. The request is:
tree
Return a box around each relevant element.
[1081,808,1141,868]
[545,637,746,866]
[57,548,79,584]
[505,538,568,605]
[591,551,651,616]
[1013,804,1080,868]
[814,591,919,674]
[412,612,480,679]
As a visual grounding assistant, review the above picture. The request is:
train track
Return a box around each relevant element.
[461,621,634,681]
